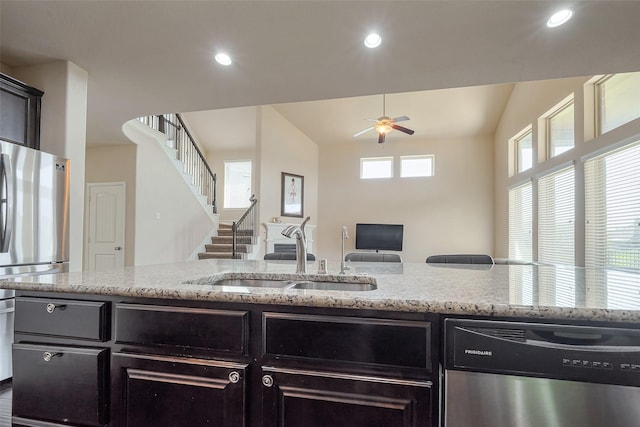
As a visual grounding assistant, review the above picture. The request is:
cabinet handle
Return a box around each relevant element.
[46,303,66,314]
[262,375,274,388]
[228,371,241,384]
[42,352,63,362]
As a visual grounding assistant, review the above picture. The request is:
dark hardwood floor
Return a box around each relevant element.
[0,382,11,427]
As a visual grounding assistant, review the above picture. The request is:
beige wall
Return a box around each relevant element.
[85,145,137,266]
[8,61,88,272]
[258,106,319,257]
[317,135,494,263]
[123,120,217,265]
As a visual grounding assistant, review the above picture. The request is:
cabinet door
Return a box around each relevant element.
[12,343,108,427]
[0,73,42,149]
[261,367,433,427]
[111,353,248,427]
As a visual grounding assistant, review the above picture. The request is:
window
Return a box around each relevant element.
[547,99,574,157]
[508,182,533,262]
[585,141,640,271]
[597,72,640,134]
[585,141,640,309]
[538,166,575,266]
[538,166,575,306]
[360,157,393,179]
[514,128,533,173]
[400,155,434,177]
[223,160,252,209]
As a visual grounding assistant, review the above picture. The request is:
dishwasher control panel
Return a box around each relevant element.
[445,318,640,387]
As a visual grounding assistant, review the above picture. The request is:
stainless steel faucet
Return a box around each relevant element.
[340,226,350,274]
[282,216,310,274]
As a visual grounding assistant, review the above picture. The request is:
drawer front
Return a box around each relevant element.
[12,343,108,427]
[15,297,109,341]
[115,303,249,355]
[263,313,431,371]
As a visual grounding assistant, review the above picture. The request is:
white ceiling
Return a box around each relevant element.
[2,1,640,148]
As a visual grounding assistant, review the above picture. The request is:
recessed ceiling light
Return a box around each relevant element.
[547,9,573,28]
[364,33,382,49]
[215,52,232,66]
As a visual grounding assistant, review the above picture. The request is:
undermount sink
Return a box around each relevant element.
[286,281,377,291]
[209,278,293,288]
[205,277,377,291]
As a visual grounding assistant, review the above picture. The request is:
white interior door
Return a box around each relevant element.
[86,183,125,272]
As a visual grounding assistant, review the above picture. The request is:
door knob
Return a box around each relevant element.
[114,246,122,251]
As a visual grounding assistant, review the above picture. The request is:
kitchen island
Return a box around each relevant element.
[2,259,639,323]
[1,260,639,427]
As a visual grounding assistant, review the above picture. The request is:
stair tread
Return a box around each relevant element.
[205,244,250,253]
[218,229,255,236]
[198,252,244,260]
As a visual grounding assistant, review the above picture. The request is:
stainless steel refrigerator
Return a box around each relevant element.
[0,139,69,383]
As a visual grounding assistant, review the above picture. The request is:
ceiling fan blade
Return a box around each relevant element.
[378,133,385,144]
[365,118,379,122]
[353,126,375,137]
[392,116,410,123]
[392,124,415,135]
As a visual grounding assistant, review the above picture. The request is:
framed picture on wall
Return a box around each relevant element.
[281,172,304,217]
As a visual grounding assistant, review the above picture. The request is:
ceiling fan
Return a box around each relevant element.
[353,94,415,143]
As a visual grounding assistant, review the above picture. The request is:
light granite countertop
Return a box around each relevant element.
[1,259,639,323]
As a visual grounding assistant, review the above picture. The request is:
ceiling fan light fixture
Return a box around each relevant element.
[375,122,392,134]
[364,33,382,48]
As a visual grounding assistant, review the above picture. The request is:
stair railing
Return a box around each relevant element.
[232,195,258,258]
[137,113,217,213]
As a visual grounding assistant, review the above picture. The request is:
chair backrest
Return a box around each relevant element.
[264,252,316,261]
[426,254,494,264]
[344,252,402,263]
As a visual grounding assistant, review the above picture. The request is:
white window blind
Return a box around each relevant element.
[509,182,533,262]
[538,166,575,266]
[538,167,576,307]
[585,141,640,271]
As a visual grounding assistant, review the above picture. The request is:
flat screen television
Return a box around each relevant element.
[355,223,403,252]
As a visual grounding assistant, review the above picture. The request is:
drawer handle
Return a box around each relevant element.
[42,352,63,362]
[228,371,241,384]
[46,303,66,314]
[262,375,274,388]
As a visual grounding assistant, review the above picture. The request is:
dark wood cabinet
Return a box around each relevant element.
[110,353,248,427]
[15,297,109,341]
[13,292,440,426]
[0,73,43,149]
[261,367,432,427]
[12,343,108,427]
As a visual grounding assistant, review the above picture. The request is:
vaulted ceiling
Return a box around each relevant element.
[2,1,640,149]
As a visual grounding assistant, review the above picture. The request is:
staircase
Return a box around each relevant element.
[198,223,256,259]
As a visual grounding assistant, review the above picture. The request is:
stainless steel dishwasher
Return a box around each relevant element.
[444,318,640,427]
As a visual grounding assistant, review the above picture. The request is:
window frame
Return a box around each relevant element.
[360,156,394,179]
[399,154,435,178]
[511,126,533,175]
[544,96,575,159]
[596,72,640,135]
[223,159,253,209]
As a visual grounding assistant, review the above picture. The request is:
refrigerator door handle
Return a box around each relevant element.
[0,153,13,253]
